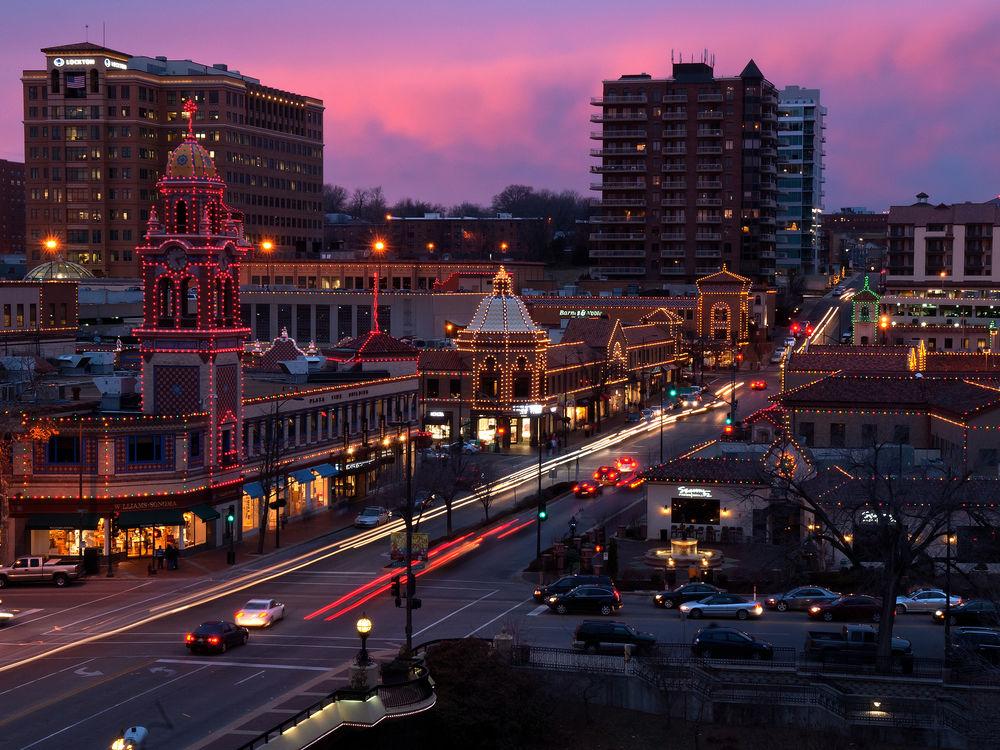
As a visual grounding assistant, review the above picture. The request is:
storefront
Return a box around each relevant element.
[423,410,452,441]
[27,514,101,557]
[242,462,338,534]
[113,505,218,557]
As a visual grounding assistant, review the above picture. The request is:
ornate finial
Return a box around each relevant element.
[721,263,728,272]
[280,326,289,339]
[862,275,871,291]
[183,99,198,139]
[492,266,512,297]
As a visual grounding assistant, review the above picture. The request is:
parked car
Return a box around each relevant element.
[769,350,785,364]
[641,408,655,421]
[0,600,13,626]
[533,574,614,603]
[764,586,840,612]
[749,379,767,391]
[354,506,391,528]
[895,588,962,614]
[804,624,912,671]
[592,465,621,485]
[807,595,882,623]
[653,582,723,609]
[184,621,249,654]
[0,556,83,588]
[547,585,622,616]
[679,594,764,621]
[948,627,1000,667]
[572,620,656,653]
[235,599,286,628]
[783,336,797,348]
[413,490,439,511]
[625,412,642,424]
[572,481,602,498]
[615,456,639,473]
[691,626,773,660]
[933,599,999,626]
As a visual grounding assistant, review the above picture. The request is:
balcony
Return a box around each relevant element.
[662,214,686,224]
[697,216,722,224]
[590,248,647,258]
[590,232,646,241]
[660,248,687,258]
[697,162,723,172]
[663,93,688,103]
[591,164,647,173]
[696,180,722,189]
[695,232,721,241]
[763,111,777,122]
[663,146,687,155]
[761,163,777,174]
[591,94,647,105]
[663,110,688,121]
[759,232,776,242]
[759,249,776,259]
[760,198,777,208]
[594,197,648,207]
[697,128,722,137]
[698,92,724,102]
[696,197,722,207]
[661,198,687,207]
[663,128,687,138]
[660,232,686,241]
[589,148,647,157]
[591,181,646,190]
[697,110,724,120]
[590,129,647,139]
[695,249,722,258]
[760,180,777,191]
[662,179,686,189]
[662,163,686,173]
[591,112,647,123]
[695,265,722,274]
[697,145,722,155]
[761,146,777,157]
[590,215,646,224]
[590,266,647,277]
[660,266,688,276]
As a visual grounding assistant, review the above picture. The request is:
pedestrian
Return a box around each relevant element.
[154,546,165,570]
[166,544,178,570]
[550,437,558,455]
[569,515,578,537]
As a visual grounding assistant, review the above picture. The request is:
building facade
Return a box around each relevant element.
[776,86,825,277]
[0,158,26,253]
[22,42,323,279]
[589,58,778,286]
[820,208,887,273]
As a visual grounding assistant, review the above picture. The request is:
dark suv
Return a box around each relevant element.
[573,620,656,653]
[653,582,722,609]
[533,574,614,602]
[691,626,773,660]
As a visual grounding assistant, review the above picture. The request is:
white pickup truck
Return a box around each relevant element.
[0,556,84,588]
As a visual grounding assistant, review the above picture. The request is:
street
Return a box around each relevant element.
[0,382,773,750]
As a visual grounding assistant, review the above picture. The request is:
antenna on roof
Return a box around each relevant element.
[85,24,89,42]
[103,21,106,46]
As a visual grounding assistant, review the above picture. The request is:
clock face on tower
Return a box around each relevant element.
[165,247,188,271]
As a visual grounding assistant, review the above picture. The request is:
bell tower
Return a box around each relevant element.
[851,275,881,345]
[134,100,251,468]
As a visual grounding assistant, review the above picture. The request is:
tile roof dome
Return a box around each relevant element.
[464,267,539,334]
[24,259,95,280]
[164,138,218,180]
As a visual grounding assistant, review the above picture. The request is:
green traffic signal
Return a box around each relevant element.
[538,504,548,521]
[226,505,235,524]
[668,388,677,398]
[725,416,733,425]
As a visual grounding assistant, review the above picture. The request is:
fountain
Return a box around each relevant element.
[644,536,724,571]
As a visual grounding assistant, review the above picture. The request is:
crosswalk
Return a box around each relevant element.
[527,605,548,617]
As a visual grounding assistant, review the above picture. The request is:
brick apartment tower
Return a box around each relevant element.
[589,57,778,287]
[22,43,323,278]
[0,159,26,253]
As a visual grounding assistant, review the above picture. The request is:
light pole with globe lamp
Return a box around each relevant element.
[260,239,274,288]
[356,614,373,666]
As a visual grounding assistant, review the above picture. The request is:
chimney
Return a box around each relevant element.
[916,192,929,204]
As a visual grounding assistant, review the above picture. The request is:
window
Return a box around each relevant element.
[426,378,440,398]
[189,431,202,458]
[830,423,846,448]
[798,421,814,446]
[127,435,164,463]
[450,378,462,397]
[861,423,877,445]
[892,424,910,444]
[47,435,81,463]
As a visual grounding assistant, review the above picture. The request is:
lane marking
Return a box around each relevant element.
[527,605,549,617]
[234,669,266,686]
[155,658,331,671]
[412,590,498,639]
[11,608,43,618]
[3,581,154,632]
[20,665,209,750]
[465,598,534,638]
[0,658,96,697]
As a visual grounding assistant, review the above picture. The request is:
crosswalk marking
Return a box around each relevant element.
[527,605,548,617]
[12,608,43,618]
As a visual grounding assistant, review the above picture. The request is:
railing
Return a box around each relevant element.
[663,128,687,138]
[698,92,724,102]
[592,94,647,105]
[662,111,687,120]
[590,129,647,139]
[589,232,646,241]
[660,232,686,241]
[590,248,647,258]
[591,164,647,173]
[592,181,646,190]
[697,198,722,206]
[663,94,688,103]
[591,112,646,122]
[698,110,724,120]
[697,128,723,137]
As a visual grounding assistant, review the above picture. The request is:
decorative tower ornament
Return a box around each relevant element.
[851,275,881,346]
[132,98,251,473]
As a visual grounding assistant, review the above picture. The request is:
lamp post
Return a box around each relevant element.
[271,388,303,549]
[529,403,544,561]
[372,240,386,295]
[260,239,274,288]
[356,613,372,666]
[658,367,665,464]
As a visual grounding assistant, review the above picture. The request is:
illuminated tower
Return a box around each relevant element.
[851,275,881,345]
[134,100,251,468]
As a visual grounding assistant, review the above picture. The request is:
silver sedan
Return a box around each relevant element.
[895,589,962,614]
[680,594,764,620]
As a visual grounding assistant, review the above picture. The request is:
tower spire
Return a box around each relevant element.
[183,99,198,140]
[373,270,380,332]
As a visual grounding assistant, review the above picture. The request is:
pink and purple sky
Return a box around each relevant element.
[2,0,998,210]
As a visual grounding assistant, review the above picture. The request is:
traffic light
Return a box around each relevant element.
[725,415,733,425]
[879,315,889,330]
[723,424,734,435]
[537,503,548,521]
[668,388,678,398]
[736,352,744,363]
[791,323,800,334]
[594,544,603,554]
[226,505,235,525]
[391,575,401,607]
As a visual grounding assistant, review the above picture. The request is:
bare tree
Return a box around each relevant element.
[254,404,291,555]
[431,448,476,536]
[477,463,499,522]
[322,184,349,214]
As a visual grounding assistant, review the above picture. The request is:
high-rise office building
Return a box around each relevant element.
[776,86,825,277]
[589,58,778,286]
[0,159,26,253]
[22,43,324,278]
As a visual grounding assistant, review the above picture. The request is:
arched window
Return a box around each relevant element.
[180,277,198,325]
[513,356,531,399]
[175,201,188,233]
[479,358,499,399]
[157,277,175,324]
[50,70,60,94]
[89,69,99,94]
[711,304,730,341]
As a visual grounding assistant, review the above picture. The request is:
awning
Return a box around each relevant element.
[289,468,316,484]
[312,463,339,478]
[116,509,187,528]
[26,513,100,530]
[190,504,220,522]
[243,481,264,499]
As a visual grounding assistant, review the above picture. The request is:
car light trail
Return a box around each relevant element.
[496,519,535,540]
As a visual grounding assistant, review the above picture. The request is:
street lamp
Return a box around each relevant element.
[260,239,275,288]
[528,403,544,561]
[43,236,60,254]
[356,613,373,666]
[372,240,386,292]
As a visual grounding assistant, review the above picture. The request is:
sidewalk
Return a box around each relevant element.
[111,394,672,581]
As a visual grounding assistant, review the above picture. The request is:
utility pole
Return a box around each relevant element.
[944,511,953,668]
[535,410,543,561]
[404,422,414,654]
[659,368,665,463]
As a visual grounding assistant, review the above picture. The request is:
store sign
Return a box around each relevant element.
[559,309,603,318]
[53,57,95,67]
[677,486,712,499]
[343,459,376,472]
[428,411,445,418]
[104,58,128,70]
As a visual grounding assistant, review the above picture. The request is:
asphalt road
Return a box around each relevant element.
[0,384,769,750]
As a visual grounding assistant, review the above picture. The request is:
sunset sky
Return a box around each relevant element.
[3,0,998,210]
